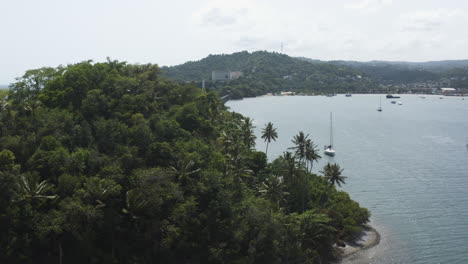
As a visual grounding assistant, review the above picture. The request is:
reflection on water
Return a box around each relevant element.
[228,95,468,264]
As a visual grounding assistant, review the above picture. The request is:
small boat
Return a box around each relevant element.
[345,93,352,97]
[391,101,396,104]
[324,112,336,156]
[377,96,382,112]
[398,101,402,105]
[386,94,401,99]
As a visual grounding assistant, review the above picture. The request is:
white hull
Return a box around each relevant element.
[324,148,335,156]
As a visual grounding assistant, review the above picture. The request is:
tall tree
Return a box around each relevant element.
[304,139,321,172]
[261,122,278,155]
[241,117,256,150]
[321,163,347,187]
[290,131,309,164]
[259,175,289,210]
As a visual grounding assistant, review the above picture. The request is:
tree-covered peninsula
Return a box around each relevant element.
[0,60,369,263]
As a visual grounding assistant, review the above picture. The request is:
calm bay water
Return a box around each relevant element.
[227,94,468,264]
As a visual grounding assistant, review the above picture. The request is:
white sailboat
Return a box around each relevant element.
[324,112,336,156]
[377,96,382,112]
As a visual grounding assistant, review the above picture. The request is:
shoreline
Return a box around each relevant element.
[336,225,381,260]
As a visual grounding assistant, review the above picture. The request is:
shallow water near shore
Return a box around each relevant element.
[227,94,468,264]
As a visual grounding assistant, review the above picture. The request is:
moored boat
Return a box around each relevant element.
[324,112,336,156]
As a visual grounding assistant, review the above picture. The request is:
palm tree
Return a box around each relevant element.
[290,131,309,164]
[16,172,56,200]
[259,175,289,210]
[320,163,347,187]
[261,122,278,155]
[241,117,256,150]
[282,151,296,182]
[169,159,201,182]
[122,189,151,219]
[304,139,321,172]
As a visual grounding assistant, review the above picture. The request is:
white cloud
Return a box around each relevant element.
[192,0,256,28]
[398,9,464,32]
[345,0,393,13]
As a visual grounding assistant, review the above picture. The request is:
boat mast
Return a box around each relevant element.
[330,112,333,147]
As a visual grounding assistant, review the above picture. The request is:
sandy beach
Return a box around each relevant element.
[336,225,381,259]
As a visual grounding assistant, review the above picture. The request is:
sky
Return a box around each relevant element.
[1,0,468,84]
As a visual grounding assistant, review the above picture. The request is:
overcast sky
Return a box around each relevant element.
[1,0,468,84]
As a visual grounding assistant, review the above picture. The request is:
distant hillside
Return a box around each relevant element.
[323,59,468,89]
[0,84,9,89]
[329,60,440,85]
[162,51,378,98]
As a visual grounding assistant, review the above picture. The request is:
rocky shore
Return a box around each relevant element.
[336,225,381,260]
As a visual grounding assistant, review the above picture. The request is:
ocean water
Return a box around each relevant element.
[227,94,468,264]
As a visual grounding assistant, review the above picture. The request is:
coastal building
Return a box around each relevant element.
[211,71,242,81]
[440,88,457,94]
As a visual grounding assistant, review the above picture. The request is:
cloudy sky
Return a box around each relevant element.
[1,0,468,83]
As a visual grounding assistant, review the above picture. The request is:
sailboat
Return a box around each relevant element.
[324,112,336,156]
[377,96,382,112]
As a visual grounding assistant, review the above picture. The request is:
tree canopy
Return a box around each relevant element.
[0,60,369,264]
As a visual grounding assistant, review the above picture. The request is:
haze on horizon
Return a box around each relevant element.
[1,0,468,84]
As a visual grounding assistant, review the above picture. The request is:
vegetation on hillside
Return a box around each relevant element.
[162,51,378,99]
[0,60,369,263]
[328,60,468,90]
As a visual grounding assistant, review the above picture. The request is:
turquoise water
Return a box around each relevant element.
[227,94,468,264]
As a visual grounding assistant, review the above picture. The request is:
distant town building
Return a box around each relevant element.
[211,71,242,81]
[440,87,457,94]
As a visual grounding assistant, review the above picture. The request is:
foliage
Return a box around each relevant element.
[261,122,278,155]
[162,51,378,98]
[0,60,369,263]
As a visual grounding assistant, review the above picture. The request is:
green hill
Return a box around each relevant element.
[325,60,468,90]
[162,51,378,99]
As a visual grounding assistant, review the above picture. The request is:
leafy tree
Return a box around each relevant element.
[240,117,256,150]
[16,172,56,200]
[259,175,289,210]
[261,122,278,155]
[304,139,321,172]
[321,163,347,187]
[0,60,369,264]
[290,131,309,164]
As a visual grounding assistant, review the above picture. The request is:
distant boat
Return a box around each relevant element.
[345,93,352,97]
[398,101,403,105]
[386,94,401,99]
[377,96,382,112]
[324,112,336,156]
[420,96,426,99]
[391,101,396,104]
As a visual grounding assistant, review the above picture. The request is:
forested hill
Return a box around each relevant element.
[0,60,369,263]
[325,59,468,88]
[162,51,378,98]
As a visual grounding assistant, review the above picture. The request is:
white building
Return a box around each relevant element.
[440,88,457,94]
[211,71,242,81]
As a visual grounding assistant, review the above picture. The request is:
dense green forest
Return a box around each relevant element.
[160,51,468,99]
[0,60,369,263]
[162,51,378,99]
[327,60,468,89]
